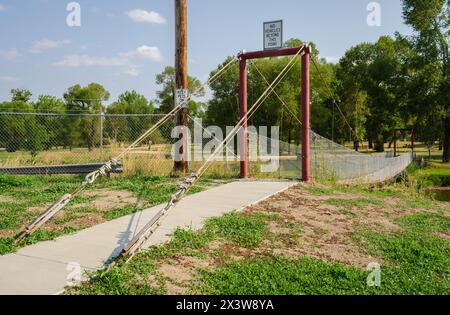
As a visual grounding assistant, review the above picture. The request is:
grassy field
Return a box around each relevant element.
[67,164,449,295]
[0,174,224,255]
[1,157,449,294]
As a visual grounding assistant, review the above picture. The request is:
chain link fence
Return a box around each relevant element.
[0,112,175,176]
[0,112,413,181]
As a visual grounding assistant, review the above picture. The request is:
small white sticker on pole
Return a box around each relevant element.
[264,20,283,50]
[176,89,189,109]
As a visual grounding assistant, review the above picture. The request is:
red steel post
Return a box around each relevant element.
[239,55,248,178]
[301,46,311,182]
[238,45,307,180]
[241,47,304,60]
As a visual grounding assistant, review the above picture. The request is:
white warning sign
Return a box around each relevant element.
[264,20,283,50]
[175,89,189,109]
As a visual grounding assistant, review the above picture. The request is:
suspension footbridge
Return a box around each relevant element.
[0,180,294,295]
[0,45,413,294]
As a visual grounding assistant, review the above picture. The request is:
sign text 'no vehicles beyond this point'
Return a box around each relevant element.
[264,20,283,50]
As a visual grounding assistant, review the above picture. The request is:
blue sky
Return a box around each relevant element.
[0,0,411,105]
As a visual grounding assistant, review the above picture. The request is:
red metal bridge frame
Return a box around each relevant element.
[238,45,311,182]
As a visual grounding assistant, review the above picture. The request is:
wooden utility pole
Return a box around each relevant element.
[174,0,188,175]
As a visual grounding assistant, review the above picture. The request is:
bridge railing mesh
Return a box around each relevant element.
[310,130,413,182]
[246,129,413,181]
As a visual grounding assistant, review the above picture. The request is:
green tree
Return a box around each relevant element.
[23,120,48,157]
[0,91,37,154]
[0,101,30,152]
[33,96,66,150]
[63,83,110,151]
[206,39,336,147]
[11,88,32,103]
[155,66,205,114]
[401,0,449,162]
[335,36,414,151]
[106,91,157,143]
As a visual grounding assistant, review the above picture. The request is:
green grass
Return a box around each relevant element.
[5,160,450,294]
[197,212,450,295]
[407,161,450,187]
[355,213,450,294]
[339,209,358,217]
[0,175,83,234]
[307,186,335,195]
[314,173,437,210]
[71,212,274,295]
[0,174,214,255]
[71,260,165,295]
[71,206,450,295]
[197,256,373,295]
[205,212,273,249]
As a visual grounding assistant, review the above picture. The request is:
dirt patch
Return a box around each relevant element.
[96,182,449,294]
[268,222,291,234]
[242,184,439,269]
[7,188,140,237]
[28,206,44,214]
[82,188,140,211]
[0,195,15,203]
[436,232,450,242]
[158,256,211,295]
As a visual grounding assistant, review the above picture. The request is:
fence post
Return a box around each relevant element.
[100,110,104,151]
[301,46,311,182]
[239,55,248,178]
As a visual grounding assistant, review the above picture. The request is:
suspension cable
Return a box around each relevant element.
[115,57,238,160]
[250,60,302,126]
[198,56,298,178]
[187,114,239,159]
[109,46,307,265]
[15,57,238,244]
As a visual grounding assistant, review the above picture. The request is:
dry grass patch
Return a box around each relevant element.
[82,188,142,211]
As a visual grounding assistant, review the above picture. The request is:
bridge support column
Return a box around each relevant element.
[301,46,311,182]
[238,46,308,180]
[239,56,248,178]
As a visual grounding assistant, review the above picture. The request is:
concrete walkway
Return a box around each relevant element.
[0,180,295,295]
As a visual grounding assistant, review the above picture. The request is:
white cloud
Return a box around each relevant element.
[0,49,21,61]
[53,45,162,78]
[136,46,162,61]
[120,45,162,62]
[30,39,71,53]
[0,4,6,12]
[323,56,340,64]
[53,55,128,67]
[126,9,166,24]
[123,65,142,77]
[0,76,18,82]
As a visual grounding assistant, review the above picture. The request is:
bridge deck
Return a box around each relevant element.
[0,180,295,295]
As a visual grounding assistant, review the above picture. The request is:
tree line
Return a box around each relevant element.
[0,85,159,155]
[205,0,449,162]
[0,0,448,162]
